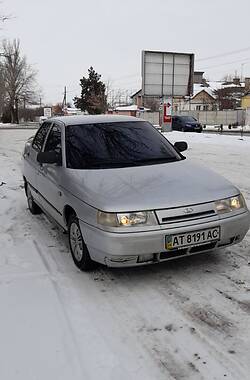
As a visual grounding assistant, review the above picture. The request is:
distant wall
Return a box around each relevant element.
[137,112,160,125]
[246,108,250,126]
[138,110,246,126]
[173,110,245,125]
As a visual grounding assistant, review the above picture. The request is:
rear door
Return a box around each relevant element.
[23,122,52,199]
[177,117,185,130]
[37,123,64,225]
[172,116,177,130]
[172,116,181,130]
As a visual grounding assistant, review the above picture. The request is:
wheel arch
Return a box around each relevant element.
[63,205,77,227]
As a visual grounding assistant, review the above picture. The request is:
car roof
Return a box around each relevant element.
[49,114,140,126]
[178,115,195,118]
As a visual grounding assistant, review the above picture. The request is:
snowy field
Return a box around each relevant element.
[0,129,250,380]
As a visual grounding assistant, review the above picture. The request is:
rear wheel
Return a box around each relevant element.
[26,184,42,214]
[68,215,96,271]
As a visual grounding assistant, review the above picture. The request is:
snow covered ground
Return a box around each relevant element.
[0,122,38,129]
[204,125,250,133]
[0,129,250,380]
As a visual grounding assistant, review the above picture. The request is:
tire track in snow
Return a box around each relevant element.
[90,269,215,379]
[93,265,247,380]
[32,239,91,380]
[4,194,250,379]
[143,260,250,379]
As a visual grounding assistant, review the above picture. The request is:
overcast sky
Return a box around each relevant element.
[2,0,250,104]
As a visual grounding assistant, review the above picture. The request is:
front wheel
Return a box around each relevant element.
[68,215,96,271]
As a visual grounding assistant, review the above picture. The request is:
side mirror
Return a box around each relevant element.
[37,151,61,165]
[174,141,188,152]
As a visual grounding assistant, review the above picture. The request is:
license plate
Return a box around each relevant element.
[165,227,220,250]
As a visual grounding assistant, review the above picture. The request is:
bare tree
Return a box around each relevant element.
[221,74,233,84]
[1,39,37,123]
[105,79,113,108]
[0,62,6,116]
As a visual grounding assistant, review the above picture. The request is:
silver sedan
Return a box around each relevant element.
[22,115,250,270]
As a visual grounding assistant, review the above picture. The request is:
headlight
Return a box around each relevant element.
[215,194,246,214]
[97,211,157,227]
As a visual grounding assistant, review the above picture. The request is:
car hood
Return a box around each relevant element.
[63,160,239,212]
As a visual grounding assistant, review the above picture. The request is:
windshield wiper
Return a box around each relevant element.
[82,156,179,169]
[134,157,179,164]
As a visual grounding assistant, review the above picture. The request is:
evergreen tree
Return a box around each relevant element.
[74,67,107,114]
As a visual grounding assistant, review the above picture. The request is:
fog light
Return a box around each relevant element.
[138,254,154,263]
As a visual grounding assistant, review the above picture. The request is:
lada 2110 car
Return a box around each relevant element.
[22,115,250,270]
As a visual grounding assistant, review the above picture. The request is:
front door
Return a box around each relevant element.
[37,123,64,225]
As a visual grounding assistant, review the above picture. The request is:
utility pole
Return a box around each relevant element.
[241,63,245,82]
[62,86,67,112]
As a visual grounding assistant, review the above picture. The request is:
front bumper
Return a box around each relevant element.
[80,210,250,267]
[187,126,202,132]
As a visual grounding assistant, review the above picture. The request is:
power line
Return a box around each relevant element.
[198,57,250,70]
[196,46,250,62]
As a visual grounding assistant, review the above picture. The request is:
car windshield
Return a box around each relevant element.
[182,116,197,123]
[65,121,181,169]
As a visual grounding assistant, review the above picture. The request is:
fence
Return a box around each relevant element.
[138,109,246,126]
[246,108,250,126]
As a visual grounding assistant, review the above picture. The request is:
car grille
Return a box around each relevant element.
[155,202,217,225]
[161,210,215,223]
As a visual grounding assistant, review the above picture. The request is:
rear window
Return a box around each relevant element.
[65,121,181,169]
[182,116,197,122]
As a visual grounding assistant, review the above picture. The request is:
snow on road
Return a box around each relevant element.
[0,129,250,380]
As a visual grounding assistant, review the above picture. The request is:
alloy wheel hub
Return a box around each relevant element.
[70,223,83,261]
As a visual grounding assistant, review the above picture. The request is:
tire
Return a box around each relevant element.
[68,215,96,271]
[181,127,186,132]
[26,183,42,215]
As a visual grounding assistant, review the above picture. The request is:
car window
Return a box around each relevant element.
[65,121,181,169]
[44,124,61,153]
[182,116,197,122]
[32,122,51,151]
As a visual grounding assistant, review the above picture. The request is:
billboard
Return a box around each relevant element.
[142,50,194,97]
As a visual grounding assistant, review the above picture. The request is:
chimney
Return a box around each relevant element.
[245,77,250,93]
[193,71,204,84]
